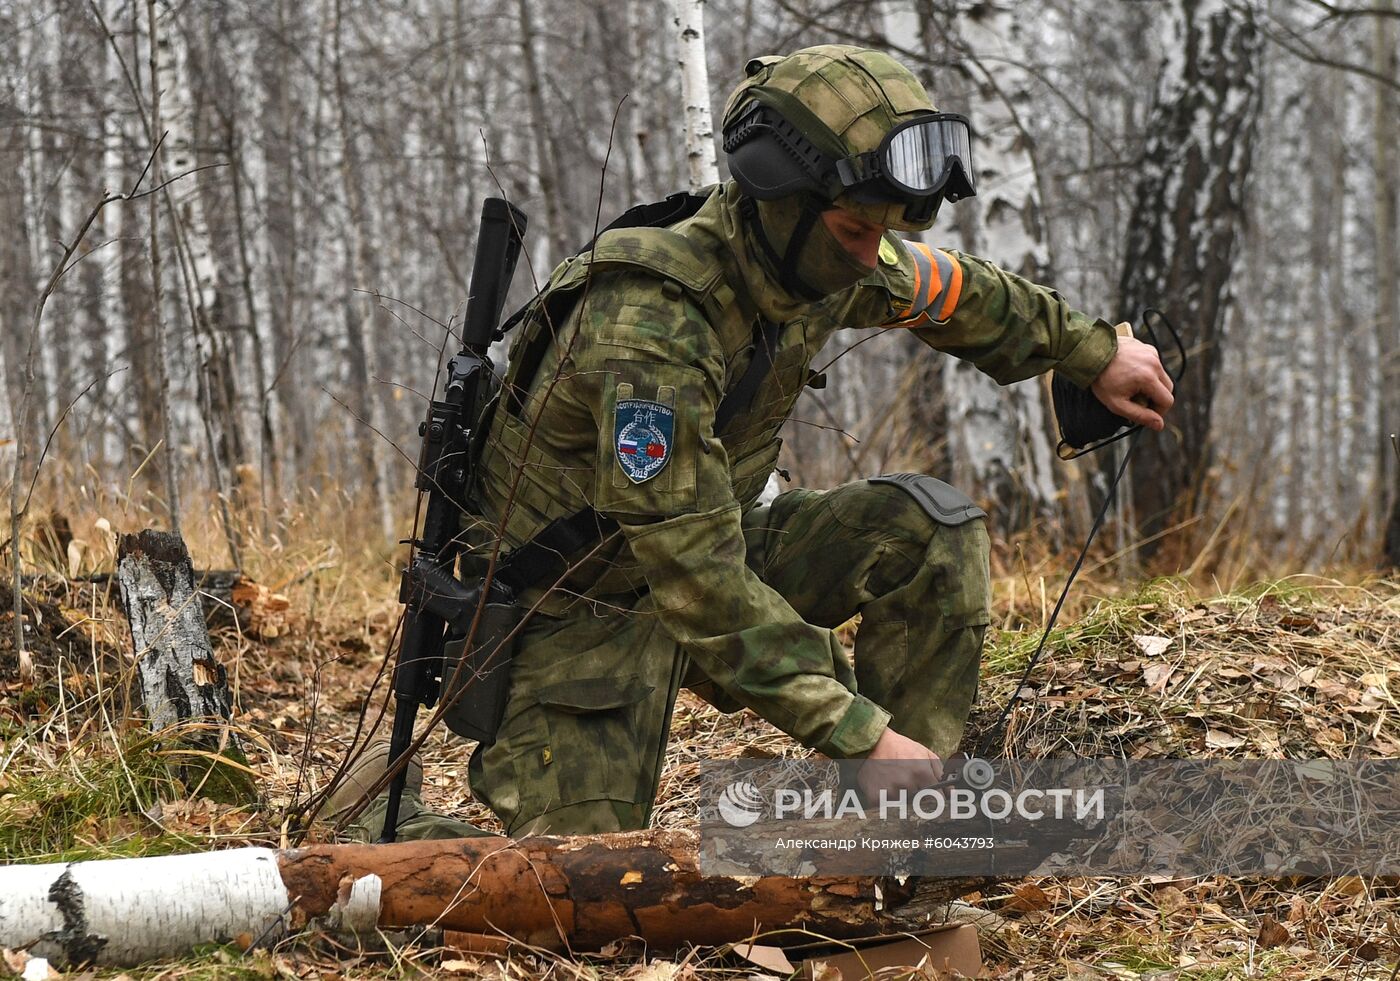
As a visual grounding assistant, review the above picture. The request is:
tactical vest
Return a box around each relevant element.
[470,192,820,604]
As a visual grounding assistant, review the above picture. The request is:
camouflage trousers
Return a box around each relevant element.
[457,476,992,837]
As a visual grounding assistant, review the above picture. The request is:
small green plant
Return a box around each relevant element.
[0,727,201,862]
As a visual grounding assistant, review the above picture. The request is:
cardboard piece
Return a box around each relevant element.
[798,925,982,980]
[732,942,798,974]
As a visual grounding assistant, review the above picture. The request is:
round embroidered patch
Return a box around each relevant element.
[614,399,674,483]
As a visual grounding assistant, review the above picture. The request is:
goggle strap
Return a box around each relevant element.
[835,153,880,186]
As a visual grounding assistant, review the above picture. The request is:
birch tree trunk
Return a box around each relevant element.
[144,0,182,532]
[0,341,12,480]
[69,4,112,475]
[1,48,32,676]
[43,9,72,465]
[261,0,306,493]
[1375,2,1400,568]
[229,127,280,529]
[595,2,645,202]
[674,0,719,191]
[2,21,40,476]
[20,14,54,451]
[1119,0,1262,540]
[627,0,661,195]
[115,8,164,478]
[115,529,254,801]
[157,2,244,565]
[332,0,396,546]
[517,0,570,261]
[1289,59,1331,547]
[932,0,1060,531]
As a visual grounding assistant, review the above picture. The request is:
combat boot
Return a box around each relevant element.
[324,738,493,841]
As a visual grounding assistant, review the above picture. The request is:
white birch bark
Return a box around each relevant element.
[141,0,182,531]
[888,0,1059,526]
[154,2,244,564]
[116,531,242,749]
[1376,0,1400,565]
[673,0,719,190]
[1218,42,1303,540]
[156,13,217,317]
[620,0,651,199]
[0,848,290,966]
[18,8,53,447]
[0,832,977,968]
[517,0,570,260]
[0,340,13,479]
[331,0,396,545]
[99,0,126,354]
[1120,0,1262,538]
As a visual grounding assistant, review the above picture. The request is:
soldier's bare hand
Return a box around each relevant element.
[857,727,943,802]
[1091,334,1175,431]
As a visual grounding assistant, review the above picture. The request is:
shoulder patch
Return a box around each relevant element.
[614,399,674,483]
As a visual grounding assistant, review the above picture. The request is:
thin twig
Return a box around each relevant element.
[9,134,166,675]
[20,370,128,521]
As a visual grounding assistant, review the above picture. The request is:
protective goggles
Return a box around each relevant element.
[835,113,976,204]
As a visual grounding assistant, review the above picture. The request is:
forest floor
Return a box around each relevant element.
[2,509,1400,980]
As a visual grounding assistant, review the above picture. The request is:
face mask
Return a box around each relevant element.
[748,195,877,302]
[801,208,878,294]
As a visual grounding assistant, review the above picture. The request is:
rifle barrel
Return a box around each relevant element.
[462,198,528,353]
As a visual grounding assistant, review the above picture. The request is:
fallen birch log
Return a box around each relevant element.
[0,830,991,967]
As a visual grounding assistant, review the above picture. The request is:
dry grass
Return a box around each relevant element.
[3,493,1400,978]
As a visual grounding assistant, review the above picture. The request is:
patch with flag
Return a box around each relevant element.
[614,399,674,483]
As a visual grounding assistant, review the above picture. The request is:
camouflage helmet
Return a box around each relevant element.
[721,45,976,231]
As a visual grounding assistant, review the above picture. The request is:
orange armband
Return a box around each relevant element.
[890,242,963,327]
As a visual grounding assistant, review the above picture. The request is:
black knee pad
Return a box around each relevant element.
[868,473,986,527]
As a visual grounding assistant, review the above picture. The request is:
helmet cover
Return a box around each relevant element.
[721,45,963,232]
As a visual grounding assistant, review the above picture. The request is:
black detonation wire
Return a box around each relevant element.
[977,309,1185,758]
[980,431,1139,753]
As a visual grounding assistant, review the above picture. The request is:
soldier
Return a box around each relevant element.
[328,44,1174,840]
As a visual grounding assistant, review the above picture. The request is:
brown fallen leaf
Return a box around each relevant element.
[1205,729,1246,750]
[1005,882,1053,913]
[1132,634,1172,658]
[1153,884,1190,916]
[1257,914,1290,949]
[1143,663,1173,693]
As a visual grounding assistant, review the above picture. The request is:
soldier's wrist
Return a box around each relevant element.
[1056,315,1120,389]
[817,695,892,758]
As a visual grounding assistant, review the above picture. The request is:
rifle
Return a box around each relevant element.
[380,198,528,843]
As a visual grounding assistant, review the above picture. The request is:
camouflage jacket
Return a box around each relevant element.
[471,181,1116,758]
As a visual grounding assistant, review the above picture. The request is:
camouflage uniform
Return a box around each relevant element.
[349,46,1118,840]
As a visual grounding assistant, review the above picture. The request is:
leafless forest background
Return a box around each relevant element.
[1,0,1397,579]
